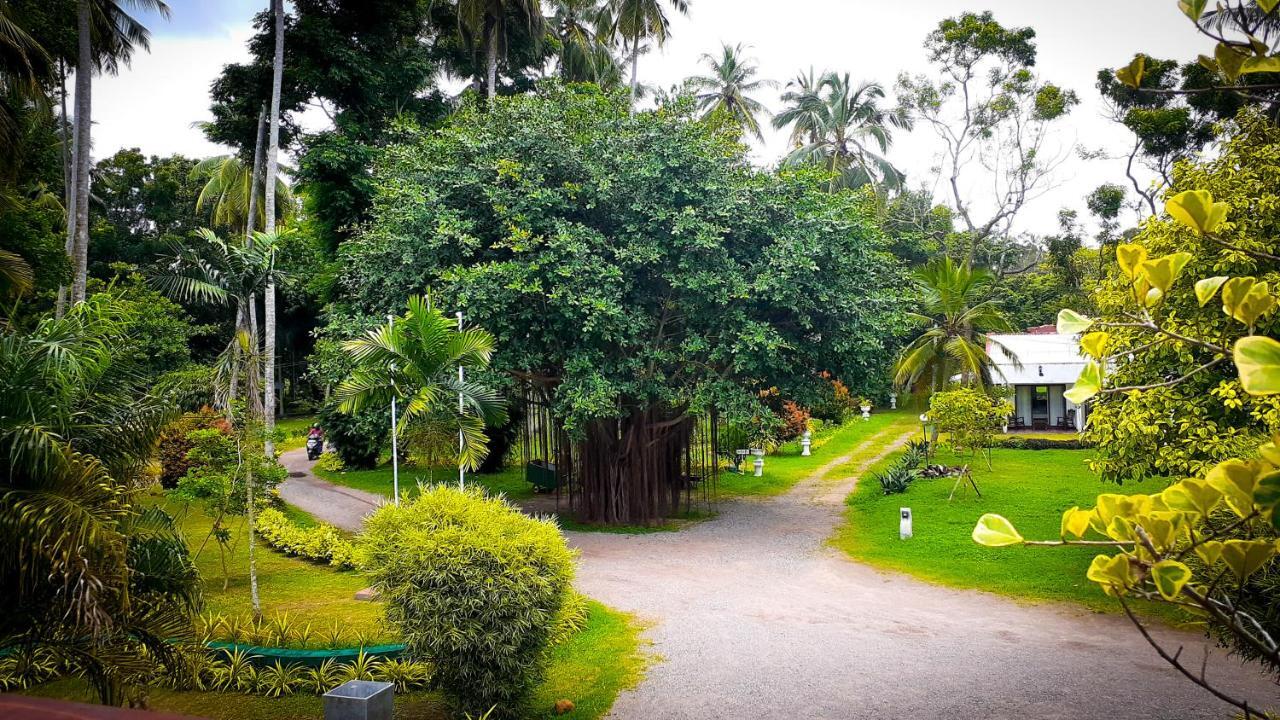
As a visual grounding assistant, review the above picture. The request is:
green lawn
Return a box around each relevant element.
[832,447,1178,617]
[27,601,645,720]
[275,415,318,452]
[718,411,921,498]
[159,490,389,641]
[315,461,533,502]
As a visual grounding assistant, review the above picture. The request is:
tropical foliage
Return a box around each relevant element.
[686,42,774,141]
[928,386,1013,467]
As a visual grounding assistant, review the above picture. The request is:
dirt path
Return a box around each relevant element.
[275,430,1277,719]
[569,427,1277,719]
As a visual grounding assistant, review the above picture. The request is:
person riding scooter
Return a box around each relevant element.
[305,424,324,461]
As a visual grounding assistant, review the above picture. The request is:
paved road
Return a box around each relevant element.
[278,448,383,530]
[276,433,1279,719]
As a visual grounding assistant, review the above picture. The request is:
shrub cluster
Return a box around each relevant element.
[256,507,357,570]
[157,408,230,488]
[196,610,388,650]
[992,436,1094,450]
[318,401,388,470]
[360,485,576,718]
[182,649,432,697]
[873,440,929,495]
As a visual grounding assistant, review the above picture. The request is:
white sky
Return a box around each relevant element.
[94,0,1204,238]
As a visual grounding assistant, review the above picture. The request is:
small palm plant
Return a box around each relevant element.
[335,295,507,473]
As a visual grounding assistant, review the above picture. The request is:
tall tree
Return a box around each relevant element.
[458,0,544,100]
[897,12,1078,263]
[892,256,1018,392]
[547,0,620,86]
[191,154,293,235]
[772,67,824,147]
[685,42,773,141]
[606,0,689,108]
[778,73,912,194]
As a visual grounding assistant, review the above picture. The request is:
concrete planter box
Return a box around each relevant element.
[324,680,394,720]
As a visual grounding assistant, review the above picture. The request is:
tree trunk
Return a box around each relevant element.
[486,23,498,101]
[628,42,639,112]
[263,0,285,453]
[70,0,92,306]
[57,60,73,317]
[243,436,261,619]
[246,105,266,241]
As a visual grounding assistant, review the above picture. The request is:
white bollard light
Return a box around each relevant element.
[800,431,811,456]
[890,395,897,410]
[753,456,764,477]
[900,508,913,540]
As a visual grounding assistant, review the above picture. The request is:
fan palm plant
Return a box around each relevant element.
[893,257,1019,392]
[777,72,912,194]
[686,42,774,141]
[336,295,507,472]
[0,295,201,705]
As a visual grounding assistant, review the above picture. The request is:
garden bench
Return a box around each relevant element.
[526,459,558,493]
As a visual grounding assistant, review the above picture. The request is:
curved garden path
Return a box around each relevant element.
[279,434,1278,719]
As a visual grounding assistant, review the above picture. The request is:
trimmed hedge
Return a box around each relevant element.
[992,435,1094,450]
[256,507,357,569]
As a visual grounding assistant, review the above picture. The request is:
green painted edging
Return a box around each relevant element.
[204,641,406,668]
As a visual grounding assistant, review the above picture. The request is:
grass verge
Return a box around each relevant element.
[832,446,1178,618]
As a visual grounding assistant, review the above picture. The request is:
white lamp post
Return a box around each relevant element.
[388,314,399,505]
[457,310,465,491]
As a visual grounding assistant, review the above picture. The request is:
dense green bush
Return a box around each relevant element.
[360,485,576,718]
[991,435,1094,450]
[256,507,357,569]
[158,408,230,489]
[318,400,388,470]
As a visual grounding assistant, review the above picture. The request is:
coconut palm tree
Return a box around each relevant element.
[606,0,689,108]
[153,227,284,619]
[893,257,1019,393]
[458,0,545,101]
[191,154,294,235]
[1,295,200,705]
[777,72,912,194]
[0,1,53,159]
[336,295,507,472]
[686,42,774,141]
[263,0,285,457]
[548,0,621,87]
[772,67,824,147]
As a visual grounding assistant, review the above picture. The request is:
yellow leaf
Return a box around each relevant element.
[1235,336,1280,396]
[1150,560,1192,600]
[1079,332,1110,359]
[1166,190,1230,235]
[1194,276,1228,307]
[1116,243,1147,279]
[1137,252,1193,294]
[1205,459,1260,517]
[1260,437,1280,466]
[1087,553,1134,595]
[1195,540,1224,567]
[1064,360,1104,404]
[1259,0,1279,13]
[1161,478,1222,517]
[972,514,1024,547]
[1061,506,1093,539]
[1220,539,1276,581]
[1241,56,1280,74]
[1215,42,1249,82]
[1178,0,1208,19]
[1115,54,1146,88]
[1056,308,1093,335]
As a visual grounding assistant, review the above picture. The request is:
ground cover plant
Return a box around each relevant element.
[836,447,1175,615]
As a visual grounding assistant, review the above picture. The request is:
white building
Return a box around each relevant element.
[987,326,1088,431]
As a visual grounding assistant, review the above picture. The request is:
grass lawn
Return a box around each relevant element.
[316,461,534,502]
[833,447,1178,617]
[27,601,646,720]
[275,415,318,452]
[157,489,389,641]
[718,411,921,498]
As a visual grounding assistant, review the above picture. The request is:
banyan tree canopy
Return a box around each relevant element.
[326,83,906,523]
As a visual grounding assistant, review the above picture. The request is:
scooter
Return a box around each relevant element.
[306,435,323,461]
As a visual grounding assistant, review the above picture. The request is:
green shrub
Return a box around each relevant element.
[256,507,357,569]
[360,485,576,718]
[319,400,388,470]
[991,436,1093,450]
[157,408,230,488]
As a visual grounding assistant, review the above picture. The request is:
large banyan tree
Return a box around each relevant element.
[327,84,905,524]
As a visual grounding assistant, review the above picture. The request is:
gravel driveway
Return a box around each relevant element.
[569,428,1278,720]
[277,433,1278,719]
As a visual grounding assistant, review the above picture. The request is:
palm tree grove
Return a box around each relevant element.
[4,1,1280,719]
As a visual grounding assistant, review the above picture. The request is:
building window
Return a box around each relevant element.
[1032,386,1049,418]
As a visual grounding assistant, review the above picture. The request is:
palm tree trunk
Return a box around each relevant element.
[628,42,639,112]
[486,22,498,101]
[246,106,266,242]
[242,434,261,620]
[263,0,285,455]
[70,0,92,306]
[57,60,73,317]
